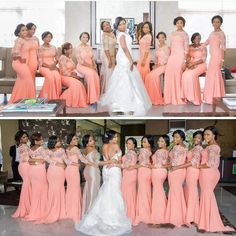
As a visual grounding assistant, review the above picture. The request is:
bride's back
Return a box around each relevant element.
[102,143,121,161]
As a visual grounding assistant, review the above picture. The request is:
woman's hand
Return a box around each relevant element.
[129,60,134,71]
[171,166,178,172]
[19,58,26,63]
[49,63,57,70]
[141,60,146,67]
[108,59,113,68]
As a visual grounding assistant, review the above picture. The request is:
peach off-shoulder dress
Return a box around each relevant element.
[76,45,100,104]
[41,148,67,224]
[12,144,31,218]
[137,34,152,82]
[121,149,138,224]
[181,45,207,105]
[135,148,152,225]
[164,31,189,105]
[9,37,36,103]
[198,144,234,232]
[165,145,188,227]
[65,147,88,223]
[145,45,170,105]
[24,146,50,221]
[58,55,87,107]
[38,45,62,99]
[151,149,169,224]
[203,31,226,104]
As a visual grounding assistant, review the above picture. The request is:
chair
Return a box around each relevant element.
[0,47,16,104]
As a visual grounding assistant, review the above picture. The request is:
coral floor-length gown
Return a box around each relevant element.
[121,149,138,224]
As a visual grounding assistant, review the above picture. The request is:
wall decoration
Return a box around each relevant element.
[19,120,76,147]
[125,18,135,41]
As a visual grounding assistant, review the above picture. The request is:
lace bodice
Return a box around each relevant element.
[122,150,137,168]
[169,145,188,166]
[47,148,68,165]
[138,148,152,166]
[205,144,221,169]
[66,146,88,164]
[18,144,30,163]
[187,145,203,167]
[152,149,169,168]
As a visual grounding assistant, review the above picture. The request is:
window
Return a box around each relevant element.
[0,0,65,47]
[178,0,236,48]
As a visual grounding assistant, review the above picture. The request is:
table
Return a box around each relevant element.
[0,99,66,117]
[213,97,236,117]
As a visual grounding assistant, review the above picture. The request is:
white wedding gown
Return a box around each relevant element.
[100,31,152,116]
[75,151,132,236]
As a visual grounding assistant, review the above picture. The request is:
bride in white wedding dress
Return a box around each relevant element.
[100,17,152,116]
[75,130,132,236]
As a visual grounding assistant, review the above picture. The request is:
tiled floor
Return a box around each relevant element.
[0,185,235,236]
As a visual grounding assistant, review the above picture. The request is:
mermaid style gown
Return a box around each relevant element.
[100,31,152,116]
[75,151,132,236]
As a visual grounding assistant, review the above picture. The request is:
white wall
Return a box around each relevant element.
[65,1,91,47]
[155,1,178,45]
[65,1,178,60]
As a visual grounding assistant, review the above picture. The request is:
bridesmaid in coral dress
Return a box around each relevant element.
[41,136,67,224]
[150,135,170,226]
[203,15,226,104]
[12,131,30,218]
[137,22,153,82]
[135,135,153,225]
[100,21,116,93]
[24,133,49,221]
[38,31,62,99]
[164,16,189,105]
[166,130,188,227]
[9,24,36,103]
[121,137,138,225]
[181,33,207,105]
[145,32,170,105]
[198,126,234,232]
[81,134,101,215]
[65,134,94,223]
[76,32,100,104]
[171,130,203,225]
[58,42,87,107]
[26,23,40,89]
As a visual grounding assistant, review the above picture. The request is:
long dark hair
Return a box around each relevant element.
[113,16,126,36]
[140,21,153,46]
